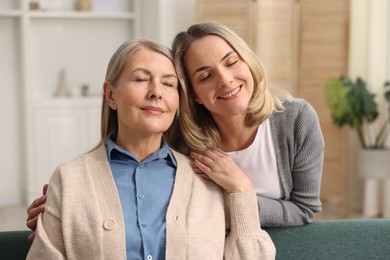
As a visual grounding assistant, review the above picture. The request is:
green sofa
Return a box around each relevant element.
[1,218,389,259]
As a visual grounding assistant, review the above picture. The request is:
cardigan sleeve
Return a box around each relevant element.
[259,99,324,227]
[26,168,66,259]
[224,191,276,260]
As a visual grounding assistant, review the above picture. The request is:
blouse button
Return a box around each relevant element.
[103,218,116,230]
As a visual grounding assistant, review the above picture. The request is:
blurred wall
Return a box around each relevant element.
[2,0,389,211]
[139,0,196,47]
[347,0,390,212]
[0,0,196,207]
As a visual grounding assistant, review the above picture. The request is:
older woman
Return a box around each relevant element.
[26,40,275,259]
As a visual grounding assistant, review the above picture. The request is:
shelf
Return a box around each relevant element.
[27,11,136,20]
[0,10,22,17]
[0,11,135,20]
[33,96,101,102]
[31,96,102,108]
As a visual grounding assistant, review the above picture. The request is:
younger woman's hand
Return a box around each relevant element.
[190,150,253,193]
[26,184,48,241]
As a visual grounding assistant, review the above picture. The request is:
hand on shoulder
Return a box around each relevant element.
[190,150,253,193]
[26,184,48,241]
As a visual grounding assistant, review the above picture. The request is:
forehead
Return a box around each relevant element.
[185,35,236,69]
[127,48,176,72]
[187,35,233,57]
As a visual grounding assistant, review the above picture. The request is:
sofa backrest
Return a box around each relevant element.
[265,218,390,259]
[1,218,389,259]
[0,230,31,259]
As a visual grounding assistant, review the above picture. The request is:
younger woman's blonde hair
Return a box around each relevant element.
[172,22,287,151]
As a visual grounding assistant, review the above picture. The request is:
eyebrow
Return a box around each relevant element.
[132,68,177,79]
[162,74,178,79]
[192,50,235,76]
[132,68,150,75]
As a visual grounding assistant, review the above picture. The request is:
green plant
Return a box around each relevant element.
[324,76,390,149]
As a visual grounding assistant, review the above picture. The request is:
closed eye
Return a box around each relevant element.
[135,78,149,82]
[200,73,212,82]
[162,75,178,87]
[163,82,176,87]
[227,60,238,67]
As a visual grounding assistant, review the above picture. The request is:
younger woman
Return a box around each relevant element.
[172,22,324,227]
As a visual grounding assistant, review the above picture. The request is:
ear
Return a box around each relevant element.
[104,81,117,110]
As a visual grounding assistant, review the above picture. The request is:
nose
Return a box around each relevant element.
[216,68,233,88]
[148,79,163,100]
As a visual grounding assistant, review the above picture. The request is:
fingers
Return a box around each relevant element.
[190,151,210,164]
[27,185,48,214]
[26,192,47,231]
[27,231,36,242]
[27,194,47,211]
[192,159,212,181]
[27,199,46,228]
[193,158,212,176]
[191,151,218,182]
[193,164,203,174]
[26,203,45,231]
[198,173,211,180]
[26,184,48,239]
[191,149,254,193]
[27,195,47,216]
[190,150,216,170]
[42,184,49,195]
[26,215,39,231]
[190,150,225,176]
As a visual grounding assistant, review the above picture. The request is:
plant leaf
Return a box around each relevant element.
[324,77,352,127]
[345,77,378,124]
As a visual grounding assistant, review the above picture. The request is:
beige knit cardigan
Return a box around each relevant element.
[27,145,275,259]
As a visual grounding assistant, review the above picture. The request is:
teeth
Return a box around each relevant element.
[220,87,240,99]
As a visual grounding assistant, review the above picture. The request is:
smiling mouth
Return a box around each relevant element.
[218,86,241,99]
[141,106,165,115]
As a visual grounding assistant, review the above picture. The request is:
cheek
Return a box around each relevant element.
[168,92,180,111]
[189,77,207,98]
[115,92,138,113]
[248,75,255,94]
[242,66,254,84]
[192,84,211,103]
[190,88,203,104]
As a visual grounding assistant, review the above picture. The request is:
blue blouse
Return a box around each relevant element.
[105,138,176,260]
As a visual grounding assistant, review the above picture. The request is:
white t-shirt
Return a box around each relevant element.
[219,119,283,199]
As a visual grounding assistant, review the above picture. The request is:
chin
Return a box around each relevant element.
[228,103,249,115]
[145,125,170,134]
[142,118,175,134]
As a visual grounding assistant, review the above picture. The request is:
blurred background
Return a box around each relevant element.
[1,0,389,230]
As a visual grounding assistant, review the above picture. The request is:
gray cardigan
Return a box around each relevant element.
[173,97,324,228]
[263,98,324,227]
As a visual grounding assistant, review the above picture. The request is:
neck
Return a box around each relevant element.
[213,114,258,152]
[115,132,163,162]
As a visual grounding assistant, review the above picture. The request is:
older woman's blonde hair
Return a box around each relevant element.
[94,40,178,149]
[172,22,287,151]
